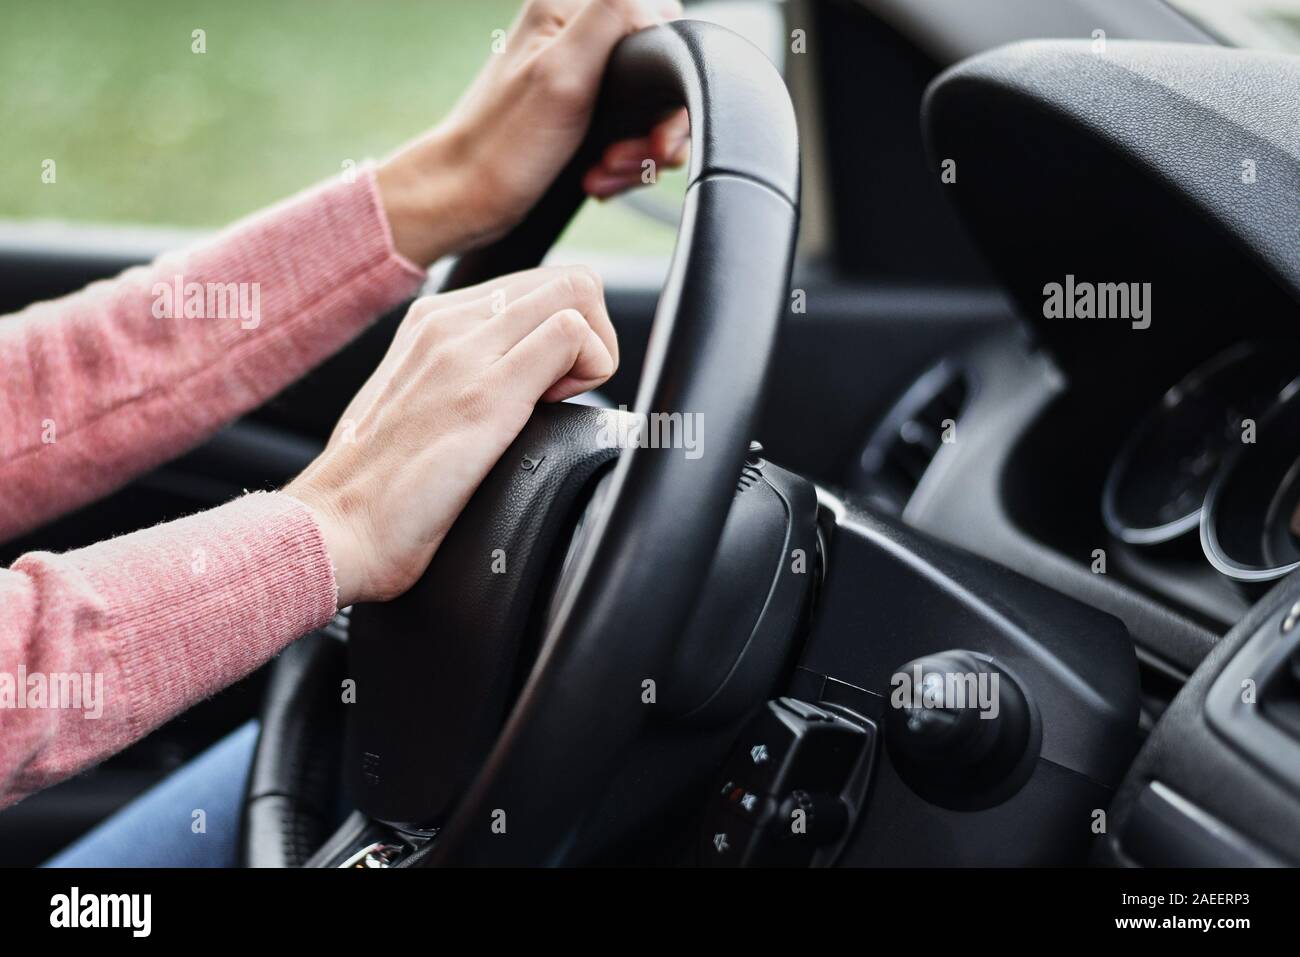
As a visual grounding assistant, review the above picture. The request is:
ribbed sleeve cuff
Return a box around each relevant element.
[69,492,338,741]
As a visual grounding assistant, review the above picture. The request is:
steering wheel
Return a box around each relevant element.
[242,19,799,867]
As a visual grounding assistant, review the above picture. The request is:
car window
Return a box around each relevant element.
[0,0,784,259]
[1166,0,1300,51]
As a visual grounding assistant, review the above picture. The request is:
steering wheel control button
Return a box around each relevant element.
[702,699,875,866]
[719,781,765,817]
[700,801,763,867]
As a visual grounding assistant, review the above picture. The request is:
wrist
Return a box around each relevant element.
[375,126,480,268]
[281,484,363,610]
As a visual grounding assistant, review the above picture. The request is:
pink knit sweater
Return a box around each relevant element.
[0,167,427,808]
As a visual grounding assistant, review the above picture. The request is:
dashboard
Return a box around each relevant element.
[845,329,1300,774]
[911,334,1297,643]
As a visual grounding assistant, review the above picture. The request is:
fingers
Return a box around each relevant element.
[494,308,614,403]
[399,265,592,348]
[475,267,617,367]
[509,0,677,66]
[555,0,681,91]
[653,108,691,164]
[521,0,586,27]
[401,265,617,369]
[397,264,619,405]
[583,108,690,198]
[405,266,560,320]
[491,284,616,399]
[534,0,683,26]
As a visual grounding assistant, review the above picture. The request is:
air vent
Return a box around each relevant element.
[853,359,970,513]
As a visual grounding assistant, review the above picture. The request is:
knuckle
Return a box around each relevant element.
[408,294,441,320]
[525,0,564,22]
[564,265,603,304]
[553,308,589,342]
[414,314,447,348]
[526,51,585,105]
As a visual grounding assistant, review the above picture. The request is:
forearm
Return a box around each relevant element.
[0,492,335,809]
[0,166,427,543]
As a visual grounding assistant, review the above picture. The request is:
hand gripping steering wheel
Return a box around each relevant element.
[242,19,799,867]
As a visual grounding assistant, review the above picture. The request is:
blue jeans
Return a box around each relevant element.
[43,721,259,868]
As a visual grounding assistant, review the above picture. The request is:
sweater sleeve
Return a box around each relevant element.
[0,166,427,807]
[0,492,337,809]
[0,164,427,542]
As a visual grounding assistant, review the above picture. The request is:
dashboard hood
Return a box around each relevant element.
[923,40,1300,383]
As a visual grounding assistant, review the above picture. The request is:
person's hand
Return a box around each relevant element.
[377,0,690,266]
[284,264,618,606]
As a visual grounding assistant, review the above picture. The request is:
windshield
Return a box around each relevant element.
[1168,0,1300,52]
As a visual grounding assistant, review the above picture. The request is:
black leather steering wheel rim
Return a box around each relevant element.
[244,19,799,867]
